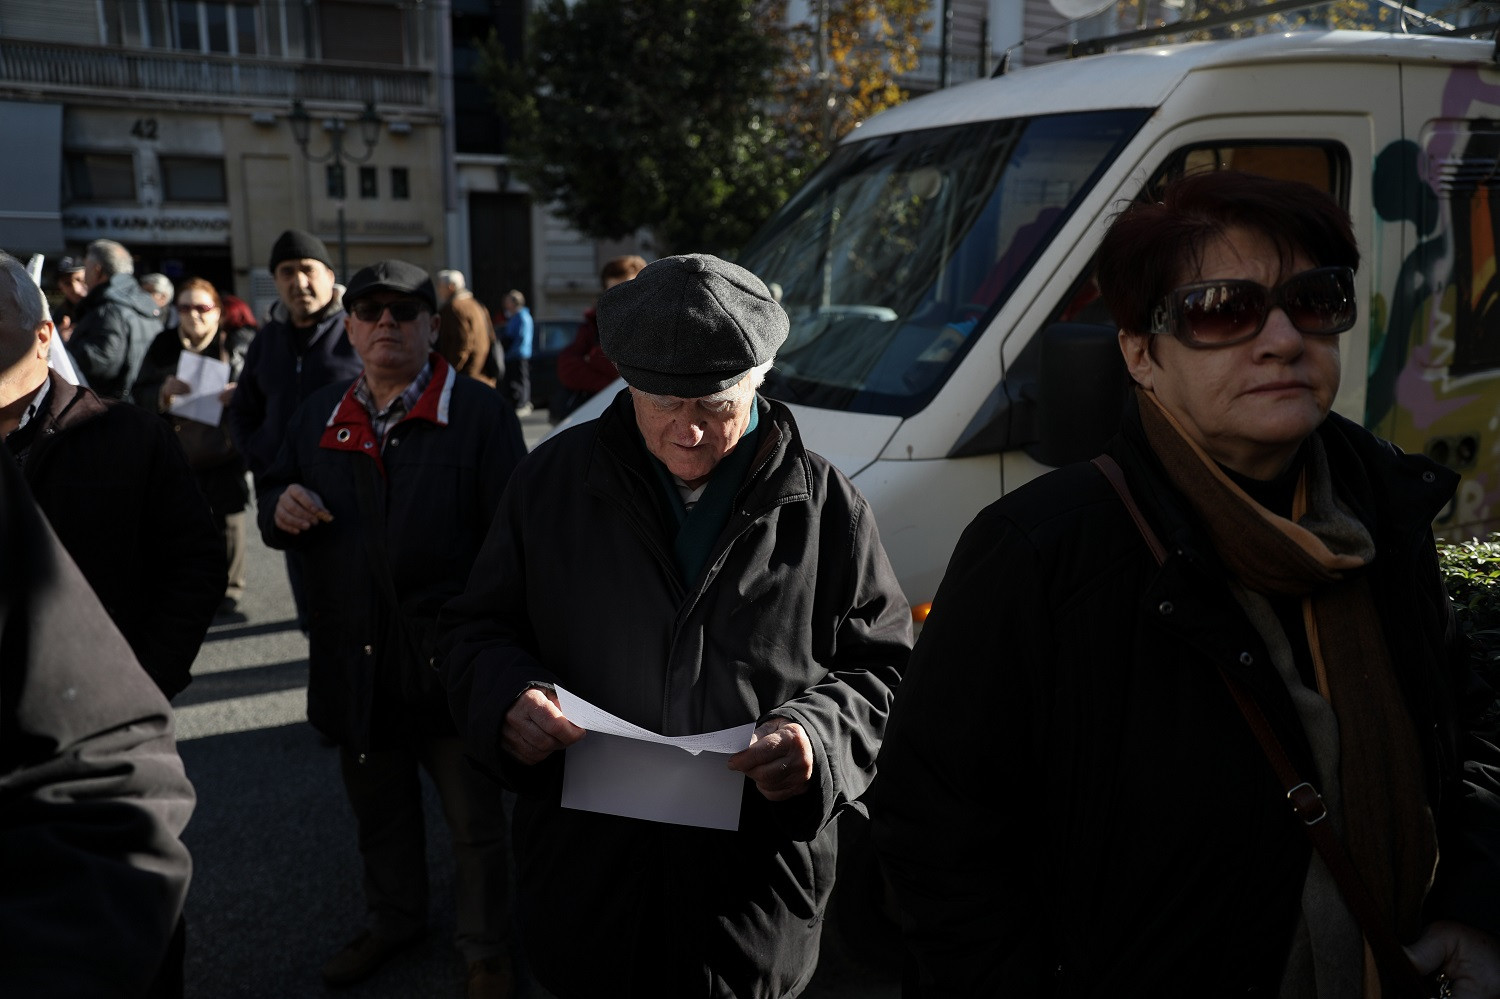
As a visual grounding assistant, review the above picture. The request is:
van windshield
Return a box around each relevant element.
[739,109,1150,417]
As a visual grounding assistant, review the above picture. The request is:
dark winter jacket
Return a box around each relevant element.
[7,372,225,700]
[132,324,256,516]
[0,448,195,996]
[258,356,526,752]
[870,404,1500,998]
[440,389,912,998]
[226,304,360,482]
[68,272,163,400]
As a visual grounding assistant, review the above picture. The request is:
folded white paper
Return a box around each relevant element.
[169,351,231,427]
[555,684,756,831]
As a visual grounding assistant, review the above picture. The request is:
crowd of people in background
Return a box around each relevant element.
[8,173,1500,999]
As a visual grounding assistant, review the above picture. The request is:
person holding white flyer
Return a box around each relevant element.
[440,254,912,998]
[133,276,255,614]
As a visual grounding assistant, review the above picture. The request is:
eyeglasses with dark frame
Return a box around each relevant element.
[350,299,428,323]
[1149,266,1357,348]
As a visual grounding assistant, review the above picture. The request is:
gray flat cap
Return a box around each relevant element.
[598,254,787,398]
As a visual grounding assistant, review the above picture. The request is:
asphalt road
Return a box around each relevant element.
[175,411,900,998]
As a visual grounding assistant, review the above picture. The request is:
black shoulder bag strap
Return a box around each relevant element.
[1090,454,1430,998]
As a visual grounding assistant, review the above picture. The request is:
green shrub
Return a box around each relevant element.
[1437,535,1500,695]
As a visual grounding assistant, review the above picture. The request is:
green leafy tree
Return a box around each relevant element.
[777,1,931,164]
[482,0,929,255]
[481,0,796,255]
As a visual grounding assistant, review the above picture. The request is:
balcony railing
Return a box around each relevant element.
[0,39,431,108]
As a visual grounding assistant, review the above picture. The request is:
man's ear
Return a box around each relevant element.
[427,313,440,348]
[35,320,54,360]
[1119,329,1154,389]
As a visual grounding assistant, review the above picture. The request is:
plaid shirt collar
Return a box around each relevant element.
[353,360,433,447]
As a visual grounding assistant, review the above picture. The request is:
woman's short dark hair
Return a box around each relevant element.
[1096,170,1359,336]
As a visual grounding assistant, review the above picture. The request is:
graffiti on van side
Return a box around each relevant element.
[1371,67,1500,531]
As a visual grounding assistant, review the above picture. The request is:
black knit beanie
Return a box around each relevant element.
[268,229,334,274]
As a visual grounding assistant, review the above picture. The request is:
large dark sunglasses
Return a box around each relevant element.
[1149,266,1356,348]
[350,299,426,323]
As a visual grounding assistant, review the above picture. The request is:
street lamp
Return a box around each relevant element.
[287,99,382,279]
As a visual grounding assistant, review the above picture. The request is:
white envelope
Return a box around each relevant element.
[555,684,756,831]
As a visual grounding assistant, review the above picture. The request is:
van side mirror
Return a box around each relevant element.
[1025,323,1127,467]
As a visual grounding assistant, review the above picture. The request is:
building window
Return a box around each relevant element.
[66,152,136,202]
[203,2,230,52]
[170,2,259,54]
[327,164,346,200]
[161,157,227,202]
[173,1,202,50]
[234,3,257,54]
[102,0,146,46]
[359,166,378,199]
[391,167,409,200]
[319,1,404,64]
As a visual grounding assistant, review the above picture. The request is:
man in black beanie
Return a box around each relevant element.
[226,228,362,626]
[441,254,912,997]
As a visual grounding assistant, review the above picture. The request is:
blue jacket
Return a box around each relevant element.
[226,306,361,481]
[503,306,533,361]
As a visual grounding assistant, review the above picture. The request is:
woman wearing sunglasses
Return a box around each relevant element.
[133,276,257,614]
[873,171,1500,997]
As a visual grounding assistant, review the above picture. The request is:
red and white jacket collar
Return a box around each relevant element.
[318,353,455,473]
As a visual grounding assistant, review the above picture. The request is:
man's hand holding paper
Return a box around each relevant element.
[727,717,814,801]
[502,687,585,765]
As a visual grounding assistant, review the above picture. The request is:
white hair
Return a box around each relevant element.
[701,358,774,402]
[0,253,50,333]
[436,269,466,290]
[139,273,174,299]
[636,358,776,408]
[86,239,133,277]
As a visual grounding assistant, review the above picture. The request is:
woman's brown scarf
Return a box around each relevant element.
[1136,388,1437,990]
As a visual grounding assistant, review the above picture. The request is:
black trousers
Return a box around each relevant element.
[337,737,510,962]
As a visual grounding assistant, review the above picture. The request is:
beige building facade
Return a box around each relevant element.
[0,0,446,318]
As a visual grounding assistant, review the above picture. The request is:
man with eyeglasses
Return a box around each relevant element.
[440,254,912,996]
[257,260,526,998]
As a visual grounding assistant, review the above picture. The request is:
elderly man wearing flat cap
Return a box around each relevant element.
[258,260,526,998]
[441,253,912,997]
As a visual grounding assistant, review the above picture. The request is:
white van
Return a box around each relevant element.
[559,29,1500,616]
